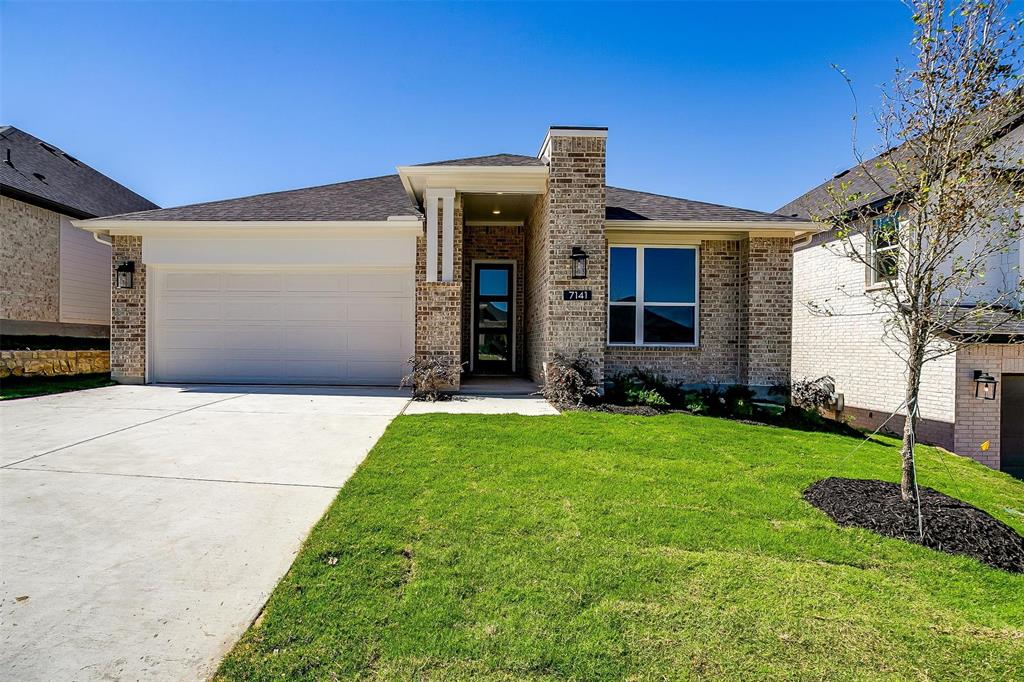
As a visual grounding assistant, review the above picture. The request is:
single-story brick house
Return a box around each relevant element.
[77,126,812,391]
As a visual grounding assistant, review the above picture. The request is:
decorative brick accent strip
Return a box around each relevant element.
[110,236,146,384]
[0,350,110,378]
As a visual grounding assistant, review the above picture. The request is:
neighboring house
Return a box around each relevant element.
[76,126,812,397]
[1,126,158,338]
[778,118,1024,479]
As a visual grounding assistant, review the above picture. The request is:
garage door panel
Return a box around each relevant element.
[164,271,221,292]
[153,268,413,385]
[162,300,222,320]
[283,327,347,353]
[225,272,285,292]
[284,273,344,293]
[282,299,345,322]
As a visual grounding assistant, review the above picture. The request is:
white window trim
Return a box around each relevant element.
[607,244,700,348]
[868,215,899,287]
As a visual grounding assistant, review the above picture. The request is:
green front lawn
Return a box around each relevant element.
[0,373,114,400]
[217,413,1024,680]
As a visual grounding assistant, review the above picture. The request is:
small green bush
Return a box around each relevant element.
[624,386,669,407]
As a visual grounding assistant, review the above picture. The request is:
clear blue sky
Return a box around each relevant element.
[2,1,914,213]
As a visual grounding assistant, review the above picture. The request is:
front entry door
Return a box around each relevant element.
[1001,374,1024,480]
[473,263,513,374]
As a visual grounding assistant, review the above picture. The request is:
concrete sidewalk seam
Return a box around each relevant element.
[2,466,343,490]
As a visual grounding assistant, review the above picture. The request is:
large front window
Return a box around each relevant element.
[608,246,698,346]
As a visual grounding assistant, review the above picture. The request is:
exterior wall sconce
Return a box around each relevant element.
[116,260,135,289]
[570,247,588,279]
[974,370,998,400]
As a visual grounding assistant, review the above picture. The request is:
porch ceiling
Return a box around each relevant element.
[463,192,536,224]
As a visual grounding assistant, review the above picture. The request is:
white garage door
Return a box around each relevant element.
[151,268,414,385]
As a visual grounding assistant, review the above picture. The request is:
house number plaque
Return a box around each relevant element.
[563,289,593,301]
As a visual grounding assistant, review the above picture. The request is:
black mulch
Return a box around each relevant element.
[804,477,1024,573]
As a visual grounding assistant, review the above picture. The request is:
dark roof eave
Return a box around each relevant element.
[1,183,95,220]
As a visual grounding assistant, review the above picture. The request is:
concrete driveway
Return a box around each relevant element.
[0,384,409,681]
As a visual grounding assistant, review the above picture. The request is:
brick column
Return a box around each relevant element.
[110,235,146,384]
[414,195,463,389]
[540,128,608,382]
[738,236,792,388]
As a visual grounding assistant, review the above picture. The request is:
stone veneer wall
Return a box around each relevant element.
[461,224,525,372]
[540,134,608,382]
[414,195,464,388]
[1,195,60,323]
[524,189,550,382]
[739,237,793,387]
[1,350,110,378]
[110,236,147,384]
[605,240,741,384]
[954,343,1024,470]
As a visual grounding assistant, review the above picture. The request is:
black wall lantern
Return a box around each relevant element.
[570,247,588,279]
[973,370,998,400]
[116,260,135,289]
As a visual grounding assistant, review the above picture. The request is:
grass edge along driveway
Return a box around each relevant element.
[216,412,1024,681]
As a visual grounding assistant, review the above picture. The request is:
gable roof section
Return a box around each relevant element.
[1,126,158,218]
[89,174,419,222]
[777,108,1024,221]
[415,153,545,167]
[606,186,801,223]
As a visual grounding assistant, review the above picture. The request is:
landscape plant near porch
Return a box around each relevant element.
[401,356,464,401]
[216,413,1024,680]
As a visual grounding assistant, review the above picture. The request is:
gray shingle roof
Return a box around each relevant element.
[91,174,419,222]
[606,186,804,222]
[415,153,545,167]
[938,305,1024,339]
[1,126,158,218]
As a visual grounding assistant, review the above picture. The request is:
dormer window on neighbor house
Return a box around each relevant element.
[868,214,900,286]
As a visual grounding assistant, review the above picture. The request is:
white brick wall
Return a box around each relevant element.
[792,233,957,437]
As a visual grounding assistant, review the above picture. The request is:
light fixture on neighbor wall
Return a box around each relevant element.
[570,246,588,279]
[974,370,998,400]
[116,260,135,289]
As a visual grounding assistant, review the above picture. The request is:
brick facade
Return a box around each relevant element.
[524,189,550,382]
[461,224,525,372]
[954,344,1024,470]
[110,236,146,384]
[413,195,464,388]
[535,133,608,382]
[1,195,60,323]
[738,237,793,387]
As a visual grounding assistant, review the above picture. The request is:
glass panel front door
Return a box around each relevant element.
[473,263,513,373]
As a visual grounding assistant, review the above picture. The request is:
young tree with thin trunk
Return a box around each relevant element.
[807,0,1023,504]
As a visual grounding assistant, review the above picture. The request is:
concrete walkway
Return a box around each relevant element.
[0,384,409,681]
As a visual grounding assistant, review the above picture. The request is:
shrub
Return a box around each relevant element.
[624,386,669,408]
[607,368,683,407]
[542,350,599,407]
[791,376,836,411]
[401,355,464,401]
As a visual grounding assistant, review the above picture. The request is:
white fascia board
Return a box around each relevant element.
[396,165,549,204]
[605,220,819,237]
[71,219,423,238]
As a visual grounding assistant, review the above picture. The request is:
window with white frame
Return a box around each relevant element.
[608,246,698,346]
[868,215,899,285]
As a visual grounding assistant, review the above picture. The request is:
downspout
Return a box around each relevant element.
[92,231,113,246]
[793,232,813,248]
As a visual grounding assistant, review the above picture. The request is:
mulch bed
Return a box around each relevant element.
[804,477,1024,572]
